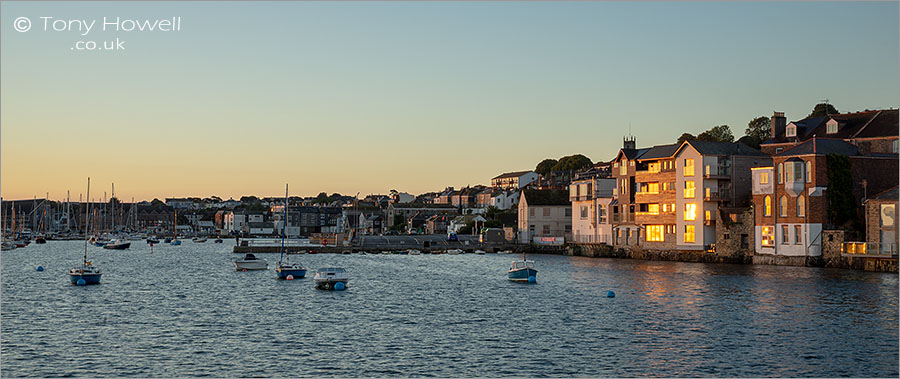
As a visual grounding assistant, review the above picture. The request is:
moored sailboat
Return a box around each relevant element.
[275,184,306,279]
[70,178,102,285]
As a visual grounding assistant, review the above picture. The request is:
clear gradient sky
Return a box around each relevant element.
[2,2,898,202]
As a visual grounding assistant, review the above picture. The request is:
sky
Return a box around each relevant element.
[2,1,898,202]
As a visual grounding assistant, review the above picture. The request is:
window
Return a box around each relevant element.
[565,225,572,234]
[684,159,695,176]
[648,204,660,215]
[778,163,784,184]
[662,204,668,213]
[881,204,895,226]
[794,225,802,245]
[598,206,607,223]
[684,225,695,243]
[647,182,659,194]
[543,208,550,217]
[705,210,712,221]
[619,162,627,176]
[760,172,769,184]
[805,161,811,183]
[684,181,695,199]
[797,196,805,217]
[779,196,788,217]
[646,225,664,242]
[764,196,772,216]
[741,234,749,249]
[564,208,571,217]
[893,140,899,154]
[542,225,550,236]
[684,203,697,221]
[761,226,774,246]
[827,122,838,134]
[793,162,803,182]
[529,208,534,217]
[786,125,796,137]
[781,225,789,244]
[580,206,588,219]
[775,147,783,154]
[648,162,661,173]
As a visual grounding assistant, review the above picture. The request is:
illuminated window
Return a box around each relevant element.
[797,196,805,217]
[760,172,769,184]
[684,203,697,221]
[619,162,627,176]
[580,206,588,219]
[705,210,712,221]
[684,181,695,199]
[646,225,664,242]
[779,196,788,217]
[684,225,695,243]
[781,225,789,244]
[778,163,784,184]
[648,162,660,173]
[648,204,660,215]
[684,159,695,176]
[761,226,774,246]
[764,196,772,216]
[662,204,668,213]
[805,161,811,183]
[647,183,659,194]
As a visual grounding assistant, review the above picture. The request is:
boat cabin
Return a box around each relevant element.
[511,260,535,270]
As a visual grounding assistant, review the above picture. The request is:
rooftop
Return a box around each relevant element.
[522,189,570,206]
[492,170,535,180]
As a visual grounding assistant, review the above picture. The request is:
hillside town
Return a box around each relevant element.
[4,106,898,271]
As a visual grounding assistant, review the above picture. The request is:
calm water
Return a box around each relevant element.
[2,241,898,377]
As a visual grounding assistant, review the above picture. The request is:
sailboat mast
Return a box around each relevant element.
[281,184,288,260]
[84,178,91,266]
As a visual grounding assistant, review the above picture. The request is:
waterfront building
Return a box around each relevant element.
[761,109,898,156]
[492,171,539,190]
[864,186,899,256]
[610,136,649,247]
[751,138,899,263]
[449,215,486,234]
[385,202,458,229]
[569,176,616,244]
[673,140,771,250]
[518,189,572,243]
[425,215,450,235]
[633,143,681,249]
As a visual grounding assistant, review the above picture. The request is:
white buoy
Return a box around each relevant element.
[286,275,294,280]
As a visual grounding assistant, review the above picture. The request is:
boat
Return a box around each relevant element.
[103,239,131,250]
[170,211,181,246]
[274,184,307,280]
[508,253,537,283]
[342,250,352,255]
[234,253,268,271]
[1,241,16,251]
[146,237,160,244]
[497,250,512,254]
[407,249,421,255]
[70,177,102,285]
[192,236,208,243]
[446,249,461,255]
[164,237,172,243]
[358,251,367,255]
[475,250,486,255]
[313,267,349,290]
[381,250,391,255]
[214,237,223,243]
[34,236,47,244]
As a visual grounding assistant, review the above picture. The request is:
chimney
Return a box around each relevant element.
[623,136,636,150]
[772,111,786,139]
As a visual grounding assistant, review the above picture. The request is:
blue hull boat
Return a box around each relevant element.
[276,268,307,279]
[170,240,181,246]
[70,273,101,285]
[508,267,537,282]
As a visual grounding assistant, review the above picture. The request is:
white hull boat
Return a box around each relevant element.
[234,253,268,270]
[314,268,349,290]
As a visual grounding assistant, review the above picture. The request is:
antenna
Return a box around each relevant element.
[822,98,830,115]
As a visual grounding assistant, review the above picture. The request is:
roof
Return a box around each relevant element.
[852,109,899,139]
[775,138,859,157]
[391,202,456,209]
[616,148,650,162]
[522,189,569,206]
[679,140,768,157]
[637,143,680,161]
[764,109,898,144]
[492,170,535,180]
[871,185,898,201]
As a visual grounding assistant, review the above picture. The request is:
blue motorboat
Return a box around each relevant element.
[170,239,181,246]
[275,184,306,279]
[508,258,537,282]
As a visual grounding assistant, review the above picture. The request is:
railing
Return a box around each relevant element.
[843,242,899,257]
[704,190,730,202]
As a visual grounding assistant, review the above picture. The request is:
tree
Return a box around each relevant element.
[742,116,771,149]
[696,125,734,142]
[552,154,593,172]
[826,154,857,229]
[315,192,329,204]
[677,133,696,144]
[484,206,500,220]
[808,103,839,118]
[535,159,558,177]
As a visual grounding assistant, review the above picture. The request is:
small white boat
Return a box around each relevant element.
[381,251,391,255]
[474,249,486,255]
[446,249,461,255]
[359,251,368,255]
[1,241,17,251]
[192,236,208,243]
[497,250,512,254]
[234,253,268,271]
[407,249,421,255]
[313,267,349,290]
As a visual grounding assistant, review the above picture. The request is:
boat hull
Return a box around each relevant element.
[234,260,268,271]
[276,268,307,279]
[103,243,131,250]
[508,268,538,282]
[70,273,101,285]
[170,240,181,246]
[314,279,348,290]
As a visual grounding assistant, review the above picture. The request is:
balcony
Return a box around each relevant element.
[704,165,731,180]
[703,190,730,202]
[842,242,899,258]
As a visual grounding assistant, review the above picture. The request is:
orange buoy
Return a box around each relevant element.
[242,269,247,272]
[286,275,294,280]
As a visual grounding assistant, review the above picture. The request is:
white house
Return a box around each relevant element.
[449,215,486,234]
[492,171,539,190]
[518,189,572,243]
[570,177,615,244]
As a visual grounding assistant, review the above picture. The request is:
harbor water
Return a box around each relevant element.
[2,241,898,377]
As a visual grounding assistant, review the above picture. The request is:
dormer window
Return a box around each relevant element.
[826,119,839,134]
[786,124,797,137]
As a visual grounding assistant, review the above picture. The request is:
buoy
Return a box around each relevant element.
[528,275,536,283]
[242,269,247,272]
[286,275,294,280]
[76,279,86,286]
[36,266,44,272]
[334,282,345,291]
[607,290,615,298]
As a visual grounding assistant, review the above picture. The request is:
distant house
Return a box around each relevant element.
[247,222,275,236]
[449,215,487,234]
[518,189,571,243]
[762,109,898,156]
[492,171,539,190]
[570,177,616,244]
[165,198,194,209]
[865,186,898,256]
[385,202,458,229]
[425,215,451,235]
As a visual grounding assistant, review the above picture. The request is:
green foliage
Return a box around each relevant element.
[808,103,839,118]
[245,202,268,212]
[390,215,406,232]
[535,159,558,177]
[315,192,330,204]
[551,154,593,172]
[825,154,856,228]
[150,198,165,207]
[697,125,734,142]
[742,116,771,149]
[677,133,696,144]
[484,206,500,220]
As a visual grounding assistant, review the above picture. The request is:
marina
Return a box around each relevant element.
[1,240,897,377]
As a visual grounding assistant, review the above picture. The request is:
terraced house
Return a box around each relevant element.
[633,143,680,249]
[761,109,899,155]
